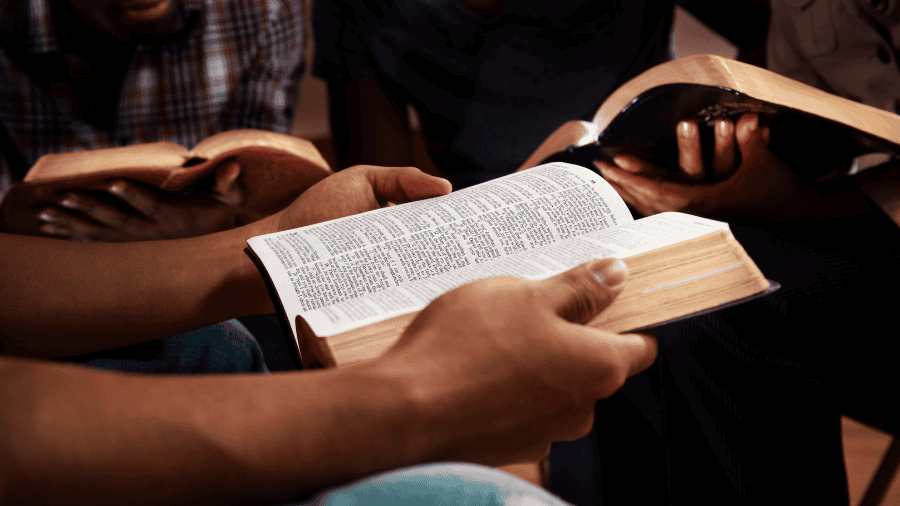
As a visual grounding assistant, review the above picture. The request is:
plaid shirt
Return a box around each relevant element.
[0,0,305,196]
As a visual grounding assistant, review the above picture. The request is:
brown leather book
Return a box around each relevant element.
[0,129,333,235]
[246,162,777,369]
[520,54,900,226]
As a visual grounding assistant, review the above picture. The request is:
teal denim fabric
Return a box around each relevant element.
[66,319,268,374]
[298,463,570,506]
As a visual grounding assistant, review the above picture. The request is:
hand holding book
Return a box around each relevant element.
[375,257,657,464]
[276,165,454,233]
[596,114,876,223]
[0,129,335,241]
[518,55,900,226]
[246,162,777,368]
[36,162,263,241]
[596,114,810,222]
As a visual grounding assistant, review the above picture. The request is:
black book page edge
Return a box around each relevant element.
[244,247,305,370]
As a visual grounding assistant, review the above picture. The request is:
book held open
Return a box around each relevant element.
[0,129,333,235]
[520,55,900,226]
[247,163,777,368]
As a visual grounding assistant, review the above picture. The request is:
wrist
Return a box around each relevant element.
[348,360,429,465]
[199,218,279,319]
[361,348,509,467]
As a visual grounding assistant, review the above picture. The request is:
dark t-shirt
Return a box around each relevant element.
[315,0,675,187]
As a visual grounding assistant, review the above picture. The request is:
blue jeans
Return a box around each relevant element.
[297,463,571,506]
[66,319,268,374]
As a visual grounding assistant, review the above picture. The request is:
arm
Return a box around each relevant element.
[0,217,270,356]
[0,259,656,506]
[0,166,449,358]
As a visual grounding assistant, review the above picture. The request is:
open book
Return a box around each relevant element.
[246,163,777,368]
[0,129,333,235]
[520,55,900,226]
[523,54,900,178]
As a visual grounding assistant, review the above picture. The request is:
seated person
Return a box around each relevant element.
[0,0,312,242]
[314,0,769,188]
[583,1,900,502]
[0,165,658,505]
[0,0,319,373]
[315,0,778,501]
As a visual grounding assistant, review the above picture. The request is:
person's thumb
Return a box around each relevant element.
[734,114,770,164]
[211,162,244,206]
[359,165,452,205]
[538,258,658,400]
[539,258,628,324]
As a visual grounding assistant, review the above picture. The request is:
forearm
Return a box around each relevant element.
[0,357,421,506]
[0,217,275,357]
[0,257,657,505]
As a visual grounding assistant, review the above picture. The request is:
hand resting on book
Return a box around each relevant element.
[0,165,454,357]
[0,259,655,505]
[3,131,336,241]
[35,161,277,241]
[0,162,658,503]
[373,257,658,464]
[276,164,454,232]
[595,114,871,222]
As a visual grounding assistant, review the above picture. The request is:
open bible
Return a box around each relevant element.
[522,54,900,178]
[246,163,778,368]
[0,129,333,235]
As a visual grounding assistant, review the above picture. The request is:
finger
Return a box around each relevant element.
[594,158,618,173]
[734,114,764,158]
[38,206,124,241]
[36,209,75,239]
[106,180,164,219]
[618,331,658,377]
[596,155,666,179]
[734,115,774,179]
[56,192,141,233]
[212,162,244,206]
[601,177,657,217]
[537,258,628,324]
[277,167,451,232]
[586,329,659,399]
[597,167,669,210]
[500,445,553,467]
[531,445,552,463]
[712,119,737,180]
[38,223,75,239]
[555,406,598,442]
[356,165,453,204]
[677,121,704,181]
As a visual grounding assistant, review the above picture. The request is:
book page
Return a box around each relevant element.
[189,129,325,162]
[297,212,728,337]
[24,142,191,182]
[248,163,687,337]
